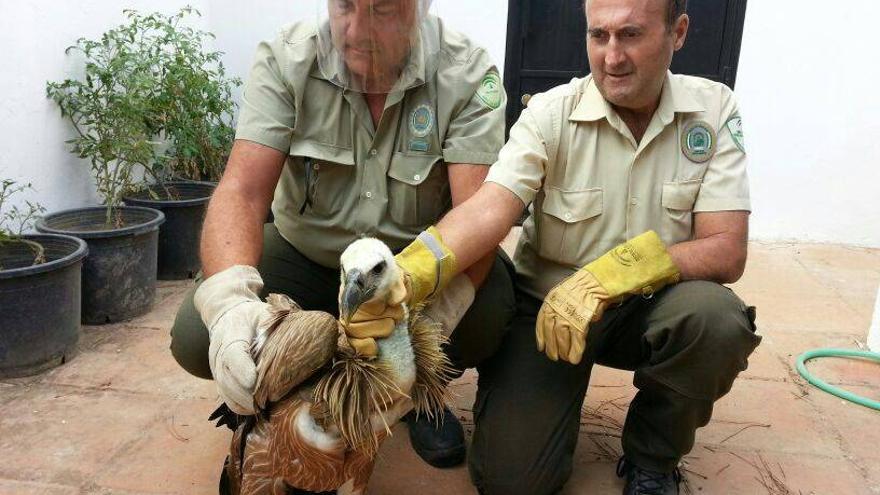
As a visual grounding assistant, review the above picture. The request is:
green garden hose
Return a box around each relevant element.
[796,348,880,411]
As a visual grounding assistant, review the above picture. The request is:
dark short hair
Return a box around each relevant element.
[666,0,688,28]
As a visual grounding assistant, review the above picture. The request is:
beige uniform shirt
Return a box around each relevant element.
[235,16,506,267]
[486,73,750,299]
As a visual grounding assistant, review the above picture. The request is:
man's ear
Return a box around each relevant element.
[673,14,689,51]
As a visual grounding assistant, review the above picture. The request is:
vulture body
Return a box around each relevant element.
[221,238,452,495]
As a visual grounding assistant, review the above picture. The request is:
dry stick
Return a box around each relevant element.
[719,423,772,444]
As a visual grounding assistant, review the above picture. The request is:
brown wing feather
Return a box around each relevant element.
[253,294,338,412]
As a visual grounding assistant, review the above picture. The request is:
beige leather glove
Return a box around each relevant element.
[536,231,680,365]
[423,274,476,338]
[194,265,268,415]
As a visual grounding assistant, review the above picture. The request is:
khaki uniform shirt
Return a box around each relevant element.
[486,73,750,299]
[235,17,506,267]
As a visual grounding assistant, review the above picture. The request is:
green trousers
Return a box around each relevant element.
[170,223,517,380]
[468,281,760,495]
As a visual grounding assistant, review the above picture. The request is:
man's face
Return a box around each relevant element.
[586,0,688,112]
[328,0,417,92]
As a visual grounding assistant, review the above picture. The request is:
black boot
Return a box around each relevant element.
[403,407,466,468]
[616,457,681,495]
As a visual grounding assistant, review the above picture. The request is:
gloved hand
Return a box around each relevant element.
[339,227,458,357]
[423,273,476,338]
[193,265,267,415]
[341,274,407,357]
[536,231,681,365]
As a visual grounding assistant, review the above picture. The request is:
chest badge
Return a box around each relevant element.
[681,120,716,163]
[409,104,435,138]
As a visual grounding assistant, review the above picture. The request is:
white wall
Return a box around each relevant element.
[2,1,878,247]
[0,0,210,219]
[736,1,880,247]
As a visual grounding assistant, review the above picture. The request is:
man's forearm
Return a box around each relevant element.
[437,182,525,274]
[200,185,270,277]
[668,232,747,284]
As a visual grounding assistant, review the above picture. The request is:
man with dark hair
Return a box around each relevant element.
[354,0,760,493]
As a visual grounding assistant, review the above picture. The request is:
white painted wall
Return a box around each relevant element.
[2,1,878,247]
[736,1,880,247]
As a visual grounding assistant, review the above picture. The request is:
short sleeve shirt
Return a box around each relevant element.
[235,16,507,267]
[486,73,750,299]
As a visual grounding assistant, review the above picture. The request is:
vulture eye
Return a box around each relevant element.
[371,261,386,275]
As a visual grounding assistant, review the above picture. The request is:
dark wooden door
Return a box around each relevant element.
[503,0,748,131]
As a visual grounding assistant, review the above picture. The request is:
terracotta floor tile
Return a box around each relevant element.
[93,399,229,494]
[0,386,175,487]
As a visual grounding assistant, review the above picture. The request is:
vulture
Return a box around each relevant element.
[215,237,453,495]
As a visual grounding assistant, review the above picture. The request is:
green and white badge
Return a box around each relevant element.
[476,73,503,110]
[726,115,746,153]
[409,104,435,138]
[681,120,716,163]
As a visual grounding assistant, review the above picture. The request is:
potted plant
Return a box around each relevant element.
[43,17,166,324]
[0,180,88,377]
[117,7,240,279]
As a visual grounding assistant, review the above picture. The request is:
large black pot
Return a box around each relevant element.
[123,181,215,280]
[36,206,165,324]
[0,234,88,377]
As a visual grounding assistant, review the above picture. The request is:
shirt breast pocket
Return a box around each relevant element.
[387,152,449,227]
[288,140,356,217]
[661,179,701,234]
[537,187,604,266]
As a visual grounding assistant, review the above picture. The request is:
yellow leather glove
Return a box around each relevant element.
[343,275,407,357]
[396,226,458,306]
[339,227,457,358]
[536,231,681,365]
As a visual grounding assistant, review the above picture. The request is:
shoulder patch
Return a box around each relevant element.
[475,73,503,110]
[725,115,746,153]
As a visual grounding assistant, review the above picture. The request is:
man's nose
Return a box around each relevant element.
[346,9,374,43]
[604,39,627,70]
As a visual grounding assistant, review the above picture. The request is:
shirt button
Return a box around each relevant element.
[414,174,421,181]
[630,199,638,206]
[313,163,320,171]
[564,212,572,220]
[370,149,378,156]
[365,191,373,199]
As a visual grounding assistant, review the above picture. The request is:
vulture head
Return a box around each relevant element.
[338,238,401,324]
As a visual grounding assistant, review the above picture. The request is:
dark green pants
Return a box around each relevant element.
[170,223,517,380]
[468,281,760,495]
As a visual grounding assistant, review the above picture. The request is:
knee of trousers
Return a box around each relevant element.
[169,286,213,381]
[648,281,761,400]
[446,251,517,369]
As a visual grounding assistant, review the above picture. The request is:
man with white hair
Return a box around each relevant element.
[358,0,762,493]
[169,0,515,476]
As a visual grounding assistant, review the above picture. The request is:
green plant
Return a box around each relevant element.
[148,8,241,182]
[0,180,47,269]
[46,6,240,224]
[46,12,163,224]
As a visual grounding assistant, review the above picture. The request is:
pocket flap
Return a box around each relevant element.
[388,152,443,185]
[289,140,355,166]
[542,187,603,223]
[662,180,702,210]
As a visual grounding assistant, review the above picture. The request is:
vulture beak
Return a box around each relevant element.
[340,269,375,324]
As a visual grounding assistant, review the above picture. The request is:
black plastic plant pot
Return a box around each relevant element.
[35,206,165,325]
[123,181,215,280]
[0,234,88,378]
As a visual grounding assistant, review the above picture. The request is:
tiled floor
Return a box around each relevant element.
[2,237,879,494]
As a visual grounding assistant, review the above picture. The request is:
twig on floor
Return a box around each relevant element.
[167,414,190,442]
[720,423,772,444]
[730,452,795,495]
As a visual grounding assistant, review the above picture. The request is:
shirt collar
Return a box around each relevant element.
[570,71,705,123]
